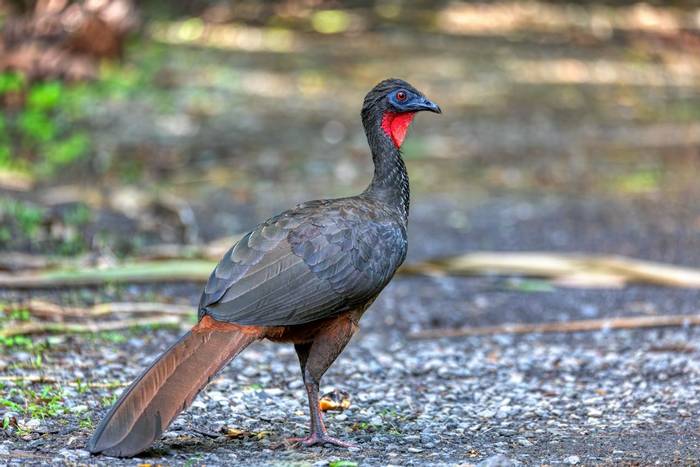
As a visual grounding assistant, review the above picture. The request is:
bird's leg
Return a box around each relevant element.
[288,315,358,448]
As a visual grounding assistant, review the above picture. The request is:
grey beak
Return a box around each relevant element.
[417,97,442,114]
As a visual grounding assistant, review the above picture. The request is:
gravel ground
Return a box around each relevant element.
[2,197,700,465]
[4,3,700,463]
[2,286,700,466]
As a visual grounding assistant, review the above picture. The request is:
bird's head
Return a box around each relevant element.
[361,78,441,149]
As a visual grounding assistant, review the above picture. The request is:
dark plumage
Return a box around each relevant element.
[88,78,441,457]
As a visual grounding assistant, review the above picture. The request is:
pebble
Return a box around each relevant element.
[478,454,516,466]
[3,294,700,465]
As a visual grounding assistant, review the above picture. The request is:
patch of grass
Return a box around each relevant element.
[30,352,43,369]
[101,394,118,407]
[351,420,375,432]
[93,331,128,344]
[79,416,94,429]
[329,461,359,467]
[0,197,98,254]
[63,203,92,226]
[183,454,204,467]
[0,72,91,178]
[0,226,11,243]
[0,198,45,238]
[55,237,86,256]
[0,335,34,350]
[351,409,405,435]
[6,308,31,322]
[0,384,66,421]
[0,72,24,95]
[378,411,403,435]
[0,306,48,352]
[74,379,89,395]
[0,334,47,353]
[615,169,661,195]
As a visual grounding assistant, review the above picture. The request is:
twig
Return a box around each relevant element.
[90,302,193,316]
[23,300,91,320]
[2,252,700,289]
[191,427,223,439]
[409,314,700,339]
[0,375,128,388]
[22,299,193,319]
[0,260,215,288]
[0,252,52,272]
[400,253,700,288]
[0,316,183,338]
[139,234,242,261]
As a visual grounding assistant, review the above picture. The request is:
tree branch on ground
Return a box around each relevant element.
[3,252,700,289]
[409,314,700,339]
[1,315,183,338]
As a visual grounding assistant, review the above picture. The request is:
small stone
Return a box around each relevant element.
[24,418,41,430]
[73,449,90,458]
[191,400,206,410]
[70,405,88,414]
[478,454,515,466]
[564,455,581,465]
[208,391,226,401]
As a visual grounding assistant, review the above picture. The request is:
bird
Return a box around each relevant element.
[87,78,441,457]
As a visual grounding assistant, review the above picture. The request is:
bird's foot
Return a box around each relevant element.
[287,433,355,448]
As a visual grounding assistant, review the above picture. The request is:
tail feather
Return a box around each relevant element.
[88,325,258,457]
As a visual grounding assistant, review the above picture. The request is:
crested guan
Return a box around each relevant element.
[88,78,441,457]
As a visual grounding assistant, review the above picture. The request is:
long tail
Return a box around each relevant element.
[88,317,260,457]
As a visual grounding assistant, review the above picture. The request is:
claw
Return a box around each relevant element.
[287,434,355,448]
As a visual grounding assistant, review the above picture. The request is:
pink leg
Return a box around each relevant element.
[288,316,358,448]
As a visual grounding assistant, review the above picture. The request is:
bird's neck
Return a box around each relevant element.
[363,116,410,222]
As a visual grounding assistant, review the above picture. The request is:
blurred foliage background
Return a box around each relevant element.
[2,2,700,458]
[0,0,699,262]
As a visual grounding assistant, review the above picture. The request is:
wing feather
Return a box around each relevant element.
[198,200,407,326]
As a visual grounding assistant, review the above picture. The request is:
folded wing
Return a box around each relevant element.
[198,202,406,326]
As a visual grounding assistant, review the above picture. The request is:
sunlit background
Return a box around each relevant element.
[1,0,699,264]
[3,2,700,464]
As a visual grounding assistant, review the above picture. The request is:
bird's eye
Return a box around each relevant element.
[396,91,407,101]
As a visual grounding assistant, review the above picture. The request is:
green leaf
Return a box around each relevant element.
[27,81,63,110]
[18,109,56,143]
[0,144,11,167]
[0,72,24,95]
[44,133,90,166]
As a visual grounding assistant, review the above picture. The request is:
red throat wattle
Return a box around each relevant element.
[381,111,416,148]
